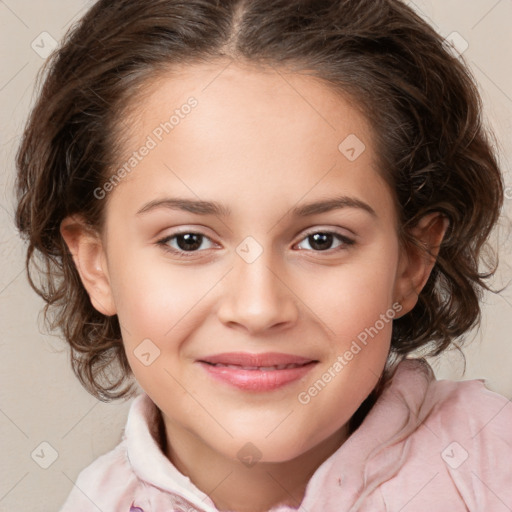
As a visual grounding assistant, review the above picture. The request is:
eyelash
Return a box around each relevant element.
[156,229,355,258]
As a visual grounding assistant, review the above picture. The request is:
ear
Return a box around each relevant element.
[393,212,449,317]
[60,215,117,316]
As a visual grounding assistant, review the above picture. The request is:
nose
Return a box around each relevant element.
[216,246,299,335]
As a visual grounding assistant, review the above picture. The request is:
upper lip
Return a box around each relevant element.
[199,352,317,367]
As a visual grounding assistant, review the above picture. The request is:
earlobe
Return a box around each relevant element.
[393,212,449,317]
[60,215,117,316]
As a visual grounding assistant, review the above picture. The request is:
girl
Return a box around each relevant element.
[15,0,511,510]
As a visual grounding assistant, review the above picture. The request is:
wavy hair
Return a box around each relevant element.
[15,0,504,428]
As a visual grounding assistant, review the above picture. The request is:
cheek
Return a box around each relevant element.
[107,259,197,397]
[106,231,179,323]
[106,243,224,354]
[302,239,399,343]
[295,240,399,431]
[295,250,399,445]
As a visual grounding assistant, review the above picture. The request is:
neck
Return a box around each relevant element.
[162,420,349,512]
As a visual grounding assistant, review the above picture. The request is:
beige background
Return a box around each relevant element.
[1,0,511,510]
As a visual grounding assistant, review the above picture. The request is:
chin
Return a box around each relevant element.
[219,432,320,466]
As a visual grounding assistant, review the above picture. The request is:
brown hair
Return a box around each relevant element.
[15,0,504,425]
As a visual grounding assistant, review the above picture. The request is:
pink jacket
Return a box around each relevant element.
[59,358,512,511]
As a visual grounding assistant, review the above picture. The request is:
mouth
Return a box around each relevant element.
[197,352,318,391]
[204,362,310,371]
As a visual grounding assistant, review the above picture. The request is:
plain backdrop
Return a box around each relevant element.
[1,0,511,510]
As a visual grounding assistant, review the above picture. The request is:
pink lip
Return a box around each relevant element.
[197,352,317,392]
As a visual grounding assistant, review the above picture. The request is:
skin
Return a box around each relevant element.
[61,60,447,512]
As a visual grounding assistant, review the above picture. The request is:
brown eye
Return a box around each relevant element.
[157,231,217,257]
[296,231,355,252]
[174,233,203,251]
[307,233,334,251]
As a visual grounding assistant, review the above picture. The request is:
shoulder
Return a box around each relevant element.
[384,358,511,440]
[424,375,511,442]
[375,361,512,511]
[423,375,512,473]
[59,436,142,511]
[410,374,512,510]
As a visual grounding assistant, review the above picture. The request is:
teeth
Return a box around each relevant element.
[211,363,303,370]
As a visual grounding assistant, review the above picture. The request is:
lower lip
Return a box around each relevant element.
[198,362,316,391]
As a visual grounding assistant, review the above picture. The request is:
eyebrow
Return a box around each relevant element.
[136,195,377,218]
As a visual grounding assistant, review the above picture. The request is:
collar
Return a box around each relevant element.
[124,358,435,511]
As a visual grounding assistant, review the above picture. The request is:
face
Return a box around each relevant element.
[67,60,432,466]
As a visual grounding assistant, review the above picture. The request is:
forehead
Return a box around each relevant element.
[122,59,377,162]
[104,60,394,225]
